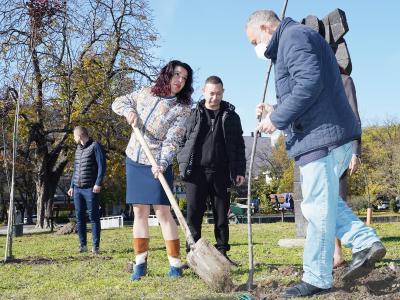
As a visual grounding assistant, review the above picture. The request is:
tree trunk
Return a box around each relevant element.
[0,189,7,223]
[25,204,34,225]
[45,197,54,231]
[35,155,68,228]
[35,177,51,228]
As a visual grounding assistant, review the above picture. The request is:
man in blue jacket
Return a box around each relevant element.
[246,10,385,298]
[67,126,106,254]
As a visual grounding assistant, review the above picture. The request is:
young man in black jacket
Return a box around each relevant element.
[177,76,246,264]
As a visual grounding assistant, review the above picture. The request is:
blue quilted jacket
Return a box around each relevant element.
[266,18,361,158]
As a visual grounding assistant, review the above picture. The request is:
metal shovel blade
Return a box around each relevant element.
[187,238,234,292]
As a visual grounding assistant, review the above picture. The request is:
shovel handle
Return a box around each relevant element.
[132,126,195,246]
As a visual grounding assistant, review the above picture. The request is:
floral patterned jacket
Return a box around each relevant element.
[112,87,191,169]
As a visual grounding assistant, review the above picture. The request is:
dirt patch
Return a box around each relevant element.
[3,255,113,265]
[238,264,400,299]
[124,261,134,273]
[4,256,56,265]
[55,222,77,235]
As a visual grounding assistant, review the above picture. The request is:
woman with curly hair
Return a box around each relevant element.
[112,60,193,280]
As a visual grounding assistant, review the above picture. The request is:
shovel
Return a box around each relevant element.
[132,126,234,292]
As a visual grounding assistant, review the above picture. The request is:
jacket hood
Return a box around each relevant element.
[265,17,296,60]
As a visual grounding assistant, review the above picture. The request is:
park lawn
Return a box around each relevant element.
[0,222,398,300]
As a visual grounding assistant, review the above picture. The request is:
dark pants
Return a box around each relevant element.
[73,187,101,248]
[185,168,230,253]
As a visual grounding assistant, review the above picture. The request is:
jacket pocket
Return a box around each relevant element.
[292,119,304,133]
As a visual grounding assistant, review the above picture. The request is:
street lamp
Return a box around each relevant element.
[0,86,19,261]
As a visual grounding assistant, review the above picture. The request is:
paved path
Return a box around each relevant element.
[0,224,52,235]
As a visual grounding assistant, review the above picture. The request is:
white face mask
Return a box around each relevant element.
[254,43,268,61]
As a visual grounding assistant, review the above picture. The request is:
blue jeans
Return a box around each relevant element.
[73,187,101,248]
[300,142,380,289]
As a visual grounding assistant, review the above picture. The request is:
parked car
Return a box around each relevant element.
[23,215,37,224]
[377,203,389,210]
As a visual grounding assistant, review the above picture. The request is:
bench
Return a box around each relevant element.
[270,194,294,222]
[147,215,159,226]
[100,215,124,229]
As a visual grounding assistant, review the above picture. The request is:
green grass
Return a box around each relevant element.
[0,222,398,299]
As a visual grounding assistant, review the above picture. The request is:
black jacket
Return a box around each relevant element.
[177,100,246,183]
[71,139,106,189]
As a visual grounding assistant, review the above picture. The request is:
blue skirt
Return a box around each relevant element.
[125,157,173,205]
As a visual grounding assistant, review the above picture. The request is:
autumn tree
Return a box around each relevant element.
[0,0,159,227]
[255,134,293,192]
[349,120,400,204]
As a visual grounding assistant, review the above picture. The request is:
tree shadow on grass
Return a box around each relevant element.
[229,242,264,247]
[381,236,400,243]
[2,254,113,265]
[382,258,400,264]
[18,230,55,237]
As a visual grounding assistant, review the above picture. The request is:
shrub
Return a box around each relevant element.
[258,193,275,214]
[389,199,399,213]
[347,195,369,215]
[178,198,187,211]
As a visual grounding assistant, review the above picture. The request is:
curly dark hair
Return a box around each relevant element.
[151,60,194,105]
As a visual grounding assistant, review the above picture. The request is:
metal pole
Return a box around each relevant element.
[4,59,31,262]
[246,0,289,289]
[4,91,20,261]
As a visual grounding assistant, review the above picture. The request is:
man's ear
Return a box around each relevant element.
[260,23,274,34]
[260,23,269,32]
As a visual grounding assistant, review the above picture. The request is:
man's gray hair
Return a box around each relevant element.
[247,10,281,28]
[74,126,89,137]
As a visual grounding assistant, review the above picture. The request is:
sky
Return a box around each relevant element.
[151,0,400,137]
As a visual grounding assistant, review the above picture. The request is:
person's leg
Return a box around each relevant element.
[209,171,230,255]
[83,189,101,252]
[332,146,385,280]
[154,204,182,277]
[184,171,208,252]
[333,144,381,250]
[334,171,348,267]
[299,151,340,289]
[333,239,345,268]
[284,144,354,298]
[131,204,150,280]
[73,188,87,251]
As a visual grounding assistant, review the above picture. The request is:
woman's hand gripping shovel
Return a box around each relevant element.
[132,125,234,292]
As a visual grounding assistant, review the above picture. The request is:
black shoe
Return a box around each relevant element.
[282,281,330,298]
[218,249,238,267]
[224,254,239,267]
[181,262,190,270]
[78,245,88,253]
[343,241,386,281]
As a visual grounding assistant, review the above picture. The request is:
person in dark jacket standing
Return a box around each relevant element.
[177,76,246,265]
[246,10,385,298]
[67,126,106,254]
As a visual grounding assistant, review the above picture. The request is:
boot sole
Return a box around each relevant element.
[342,244,386,281]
